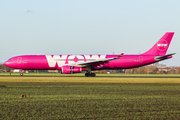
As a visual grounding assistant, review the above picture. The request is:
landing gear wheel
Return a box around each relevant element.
[85,73,90,77]
[91,73,96,77]
[20,73,23,76]
[85,73,96,77]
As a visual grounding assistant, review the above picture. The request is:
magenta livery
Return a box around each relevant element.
[4,32,175,77]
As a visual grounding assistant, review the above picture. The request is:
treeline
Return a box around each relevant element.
[125,66,180,74]
[99,66,180,74]
[0,64,11,72]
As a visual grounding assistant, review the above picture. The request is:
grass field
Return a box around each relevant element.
[1,72,180,77]
[1,77,180,119]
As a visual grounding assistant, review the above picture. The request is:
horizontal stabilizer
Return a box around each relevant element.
[154,53,176,61]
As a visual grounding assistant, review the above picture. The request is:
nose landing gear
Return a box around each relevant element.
[20,72,23,76]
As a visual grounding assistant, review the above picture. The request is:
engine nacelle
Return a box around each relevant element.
[62,66,82,74]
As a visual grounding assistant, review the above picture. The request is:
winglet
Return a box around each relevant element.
[112,53,124,60]
[117,53,124,58]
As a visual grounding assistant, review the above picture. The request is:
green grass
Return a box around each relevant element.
[1,77,180,119]
[1,72,180,77]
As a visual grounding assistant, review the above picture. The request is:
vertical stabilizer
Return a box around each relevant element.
[142,32,174,56]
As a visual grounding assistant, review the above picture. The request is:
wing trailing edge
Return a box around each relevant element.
[72,53,124,67]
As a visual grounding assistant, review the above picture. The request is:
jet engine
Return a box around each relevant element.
[62,66,82,74]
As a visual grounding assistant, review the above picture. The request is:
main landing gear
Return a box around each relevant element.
[85,66,96,77]
[85,72,96,77]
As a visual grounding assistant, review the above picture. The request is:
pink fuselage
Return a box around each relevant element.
[3,54,172,71]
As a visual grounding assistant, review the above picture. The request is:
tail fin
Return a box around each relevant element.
[142,32,174,56]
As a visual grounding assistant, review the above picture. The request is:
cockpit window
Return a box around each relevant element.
[8,59,13,61]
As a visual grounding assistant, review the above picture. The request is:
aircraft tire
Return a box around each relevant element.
[85,73,90,77]
[91,73,96,77]
[20,73,23,76]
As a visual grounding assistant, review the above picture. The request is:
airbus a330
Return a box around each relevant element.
[4,32,175,77]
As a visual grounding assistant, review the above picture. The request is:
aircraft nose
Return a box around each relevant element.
[3,61,9,67]
[3,61,6,65]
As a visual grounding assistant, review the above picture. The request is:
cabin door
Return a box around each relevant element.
[17,57,22,64]
[139,56,143,63]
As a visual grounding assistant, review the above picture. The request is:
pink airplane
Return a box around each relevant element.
[4,32,175,77]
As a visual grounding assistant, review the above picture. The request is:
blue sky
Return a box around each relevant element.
[0,0,179,66]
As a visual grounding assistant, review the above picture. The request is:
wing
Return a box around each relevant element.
[71,53,124,67]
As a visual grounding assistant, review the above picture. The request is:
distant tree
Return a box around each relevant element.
[126,69,134,74]
[0,64,10,72]
[156,69,164,74]
[110,70,117,74]
[151,66,159,74]
[175,67,180,74]
[125,66,160,74]
[135,67,146,74]
[167,67,175,74]
[99,70,107,74]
